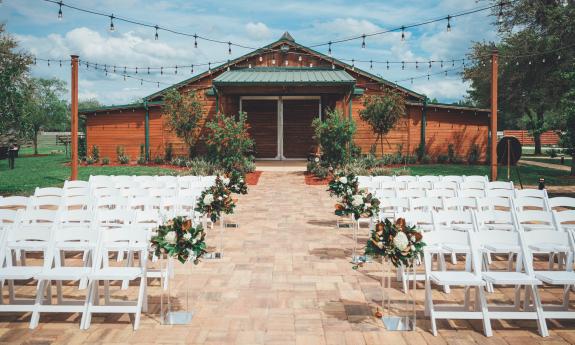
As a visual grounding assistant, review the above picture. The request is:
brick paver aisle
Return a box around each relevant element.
[5,172,575,344]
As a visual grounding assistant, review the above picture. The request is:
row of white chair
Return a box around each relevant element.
[358,174,489,186]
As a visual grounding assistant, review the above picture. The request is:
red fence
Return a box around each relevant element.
[503,130,560,146]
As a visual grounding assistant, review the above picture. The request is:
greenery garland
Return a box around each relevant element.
[150,216,207,264]
[365,218,426,268]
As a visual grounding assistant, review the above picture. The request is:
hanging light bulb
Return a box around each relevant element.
[57,1,63,20]
[154,25,159,40]
[446,15,452,32]
[135,67,138,74]
[47,59,50,66]
[298,55,302,62]
[113,66,116,73]
[401,26,405,41]
[427,74,430,80]
[248,63,252,68]
[228,42,232,55]
[272,55,276,65]
[285,60,288,66]
[416,61,418,69]
[386,61,389,70]
[175,65,178,74]
[259,56,263,62]
[109,15,115,32]
[191,64,194,73]
[402,61,405,70]
[157,82,160,88]
[59,60,62,67]
[208,62,211,72]
[328,41,332,56]
[542,57,546,63]
[160,67,163,75]
[370,60,373,69]
[194,34,198,48]
[361,34,366,49]
[428,61,432,69]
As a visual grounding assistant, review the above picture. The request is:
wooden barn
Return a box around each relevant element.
[82,32,490,162]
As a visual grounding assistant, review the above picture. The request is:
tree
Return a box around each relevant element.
[0,23,33,136]
[205,112,254,173]
[163,89,203,157]
[463,1,574,154]
[20,78,67,155]
[359,90,406,157]
[553,68,575,175]
[311,109,356,168]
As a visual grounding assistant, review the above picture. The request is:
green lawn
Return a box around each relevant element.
[0,153,175,195]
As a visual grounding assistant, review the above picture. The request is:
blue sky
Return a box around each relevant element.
[1,0,500,104]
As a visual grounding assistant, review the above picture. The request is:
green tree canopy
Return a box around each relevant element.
[163,88,203,157]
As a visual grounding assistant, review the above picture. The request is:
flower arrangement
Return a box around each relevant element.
[328,172,358,198]
[151,216,207,264]
[365,218,425,268]
[195,176,236,223]
[334,189,380,220]
[224,170,248,195]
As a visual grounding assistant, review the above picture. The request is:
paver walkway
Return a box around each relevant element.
[4,172,575,344]
[519,159,572,172]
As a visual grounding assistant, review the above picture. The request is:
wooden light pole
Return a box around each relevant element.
[70,55,79,180]
[490,50,498,181]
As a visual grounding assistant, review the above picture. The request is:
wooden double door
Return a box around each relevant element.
[241,97,320,159]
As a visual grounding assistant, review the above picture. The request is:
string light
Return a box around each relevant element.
[361,34,366,49]
[194,34,198,48]
[109,15,115,32]
[370,60,373,69]
[328,41,332,56]
[386,61,389,70]
[154,25,159,40]
[429,61,432,69]
[135,67,138,74]
[401,26,405,41]
[57,1,63,20]
[228,42,232,55]
[191,64,194,73]
[416,61,418,69]
[446,15,452,32]
[175,65,178,74]
[59,60,62,67]
[402,61,405,70]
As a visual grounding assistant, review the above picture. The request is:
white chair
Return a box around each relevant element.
[398,210,434,232]
[443,197,477,211]
[34,187,63,198]
[406,181,432,190]
[92,188,121,198]
[424,229,491,337]
[378,198,409,220]
[475,210,516,232]
[548,197,575,211]
[61,196,92,211]
[465,175,488,183]
[433,210,474,264]
[19,209,59,231]
[122,188,149,198]
[515,189,548,200]
[514,197,549,211]
[473,227,548,337]
[426,189,456,198]
[433,181,458,191]
[148,188,176,198]
[401,189,425,199]
[487,188,516,199]
[441,175,464,184]
[0,225,53,315]
[477,196,512,211]
[160,197,179,218]
[28,196,62,210]
[176,196,199,218]
[0,210,20,232]
[359,180,380,192]
[371,176,394,183]
[394,175,417,189]
[459,181,485,191]
[130,197,160,213]
[95,196,129,211]
[29,226,99,329]
[410,197,442,212]
[374,188,397,199]
[515,210,557,232]
[459,189,486,198]
[95,209,133,229]
[553,211,575,232]
[487,181,515,191]
[0,196,30,210]
[64,187,90,198]
[63,180,89,190]
[81,227,149,330]
[417,175,440,183]
[140,180,165,190]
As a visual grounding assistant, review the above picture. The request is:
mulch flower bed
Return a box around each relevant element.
[304,172,332,185]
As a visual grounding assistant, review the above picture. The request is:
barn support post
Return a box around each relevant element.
[70,55,79,180]
[144,100,150,161]
[348,92,353,121]
[419,98,427,158]
[490,50,498,181]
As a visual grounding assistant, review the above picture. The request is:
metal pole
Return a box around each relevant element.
[70,55,79,180]
[490,50,498,181]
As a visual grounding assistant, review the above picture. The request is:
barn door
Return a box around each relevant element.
[282,98,320,159]
[241,99,279,159]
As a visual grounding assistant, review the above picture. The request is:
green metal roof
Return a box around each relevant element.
[213,68,356,86]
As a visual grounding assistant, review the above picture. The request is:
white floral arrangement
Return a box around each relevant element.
[150,217,207,264]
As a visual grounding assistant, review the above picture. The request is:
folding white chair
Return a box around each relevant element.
[406,181,432,191]
[81,227,149,330]
[95,209,133,229]
[130,196,160,213]
[0,224,53,316]
[148,188,176,199]
[434,210,474,264]
[515,189,548,200]
[458,189,486,198]
[61,196,92,211]
[426,189,456,198]
[122,188,149,198]
[514,197,549,211]
[477,196,512,211]
[359,180,380,193]
[401,189,425,199]
[63,180,89,190]
[95,196,129,211]
[176,196,199,219]
[140,180,165,190]
[34,187,63,198]
[515,210,557,232]
[28,196,62,210]
[59,209,93,227]
[410,197,443,212]
[200,175,217,187]
[441,175,464,184]
[443,197,477,211]
[111,175,133,185]
[178,175,201,189]
[424,229,491,336]
[475,226,548,337]
[374,188,397,199]
[0,196,30,210]
[548,197,575,211]
[64,187,90,198]
[553,210,575,232]
[160,196,179,219]
[29,226,99,329]
[178,187,204,198]
[398,210,434,232]
[157,176,179,190]
[378,198,409,220]
[417,175,440,183]
[394,175,417,189]
[487,181,515,191]
[459,181,486,191]
[487,183,516,198]
[371,175,394,184]
[92,188,121,198]
[465,175,488,183]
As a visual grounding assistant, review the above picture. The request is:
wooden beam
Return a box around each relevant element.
[70,55,79,180]
[490,50,498,181]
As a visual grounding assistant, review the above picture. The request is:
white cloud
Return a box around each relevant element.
[412,78,471,100]
[245,22,272,40]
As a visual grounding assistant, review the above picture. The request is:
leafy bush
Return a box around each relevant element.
[420,154,433,164]
[467,144,480,165]
[137,144,146,165]
[102,157,110,165]
[205,112,255,173]
[116,146,130,164]
[171,156,187,167]
[185,157,223,176]
[312,109,356,169]
[164,143,173,162]
[90,145,100,162]
[311,163,329,179]
[78,136,87,160]
[163,89,203,156]
[370,167,393,176]
[153,155,164,165]
[394,167,411,176]
[335,159,370,176]
[437,154,449,164]
[447,144,463,164]
[547,148,558,158]
[85,156,97,165]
